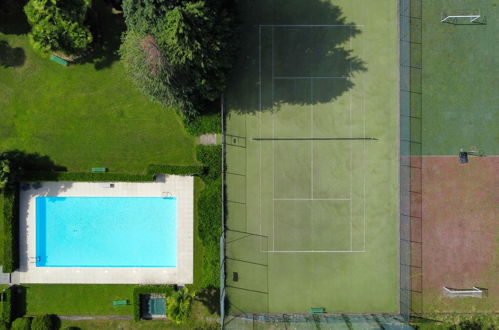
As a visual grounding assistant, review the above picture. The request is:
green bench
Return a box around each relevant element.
[112,299,129,306]
[50,55,69,66]
[310,307,326,314]
[91,167,107,173]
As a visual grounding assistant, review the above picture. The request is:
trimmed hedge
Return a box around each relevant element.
[1,286,14,324]
[132,285,175,321]
[183,113,221,136]
[146,165,204,177]
[10,317,31,330]
[31,314,57,330]
[2,188,19,273]
[196,146,222,182]
[21,172,153,182]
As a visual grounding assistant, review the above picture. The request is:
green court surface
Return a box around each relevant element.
[420,0,499,156]
[224,0,399,313]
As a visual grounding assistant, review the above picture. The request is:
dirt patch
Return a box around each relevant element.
[420,156,499,312]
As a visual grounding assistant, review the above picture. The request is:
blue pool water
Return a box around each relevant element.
[36,197,177,267]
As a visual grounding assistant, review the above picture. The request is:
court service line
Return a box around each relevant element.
[260,24,365,27]
[264,250,367,253]
[311,78,314,201]
[258,25,262,244]
[274,76,348,80]
[273,198,350,201]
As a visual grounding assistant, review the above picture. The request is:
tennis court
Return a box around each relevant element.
[224,0,399,315]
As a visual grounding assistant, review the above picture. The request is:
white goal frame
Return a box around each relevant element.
[443,286,484,298]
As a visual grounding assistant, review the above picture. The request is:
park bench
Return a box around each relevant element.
[310,307,326,314]
[91,167,107,173]
[50,55,69,66]
[112,299,129,306]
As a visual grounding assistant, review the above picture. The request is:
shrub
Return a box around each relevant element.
[132,286,175,321]
[31,314,57,330]
[184,113,221,136]
[10,317,31,330]
[0,320,7,330]
[24,0,93,55]
[196,145,221,182]
[166,287,195,324]
[201,244,220,288]
[0,159,10,189]
[2,188,19,273]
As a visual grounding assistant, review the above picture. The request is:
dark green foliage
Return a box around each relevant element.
[183,113,221,136]
[201,244,220,288]
[0,158,10,189]
[10,317,31,330]
[1,286,14,324]
[146,165,204,176]
[24,0,93,55]
[0,320,7,330]
[198,178,222,248]
[120,0,236,119]
[21,172,153,182]
[30,314,57,330]
[132,285,175,321]
[2,188,19,273]
[166,286,195,324]
[196,146,221,182]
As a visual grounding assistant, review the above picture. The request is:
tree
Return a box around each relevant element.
[24,0,93,55]
[166,286,195,324]
[120,0,236,119]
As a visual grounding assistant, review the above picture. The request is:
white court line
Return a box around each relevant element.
[362,30,367,251]
[265,250,366,253]
[311,78,314,200]
[258,26,262,245]
[274,198,350,201]
[260,24,365,27]
[274,76,348,80]
[272,26,275,251]
[349,26,353,251]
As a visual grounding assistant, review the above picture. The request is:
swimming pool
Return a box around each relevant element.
[36,197,177,267]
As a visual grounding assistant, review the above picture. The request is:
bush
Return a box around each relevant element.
[24,0,93,55]
[21,172,153,182]
[10,317,31,330]
[132,286,175,321]
[146,165,204,177]
[0,320,7,330]
[201,244,220,288]
[166,287,195,324]
[2,188,19,273]
[196,145,221,182]
[184,113,221,136]
[31,314,57,330]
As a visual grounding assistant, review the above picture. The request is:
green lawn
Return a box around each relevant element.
[0,3,198,173]
[420,0,499,155]
[225,0,399,314]
[24,284,135,316]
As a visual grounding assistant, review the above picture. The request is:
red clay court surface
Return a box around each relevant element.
[415,156,498,313]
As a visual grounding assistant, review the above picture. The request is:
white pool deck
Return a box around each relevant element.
[15,175,194,285]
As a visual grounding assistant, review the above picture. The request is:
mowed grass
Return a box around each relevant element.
[24,284,135,316]
[421,0,499,155]
[0,12,197,173]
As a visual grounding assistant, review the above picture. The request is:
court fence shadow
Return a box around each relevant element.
[227,0,366,114]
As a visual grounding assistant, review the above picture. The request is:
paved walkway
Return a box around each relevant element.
[199,134,218,145]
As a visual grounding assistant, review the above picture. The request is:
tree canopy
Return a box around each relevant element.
[120,0,236,119]
[24,0,93,55]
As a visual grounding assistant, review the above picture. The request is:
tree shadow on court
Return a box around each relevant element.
[227,0,366,113]
[0,40,25,68]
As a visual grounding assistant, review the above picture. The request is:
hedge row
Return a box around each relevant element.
[21,172,154,182]
[132,285,175,321]
[1,286,15,325]
[146,165,204,177]
[183,113,221,136]
[2,188,19,273]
